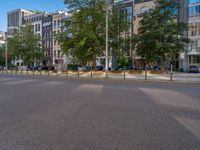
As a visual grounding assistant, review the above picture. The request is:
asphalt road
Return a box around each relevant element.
[0,74,200,150]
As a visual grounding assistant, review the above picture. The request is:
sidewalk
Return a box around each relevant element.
[0,70,200,84]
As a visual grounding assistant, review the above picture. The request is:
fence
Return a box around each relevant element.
[0,68,187,82]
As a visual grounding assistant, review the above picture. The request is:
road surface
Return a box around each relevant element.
[0,75,200,150]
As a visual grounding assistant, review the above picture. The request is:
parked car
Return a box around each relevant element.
[188,66,199,73]
[96,66,104,71]
[38,66,54,71]
[152,66,161,71]
[78,66,92,71]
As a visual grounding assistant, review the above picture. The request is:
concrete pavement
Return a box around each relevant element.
[0,74,200,150]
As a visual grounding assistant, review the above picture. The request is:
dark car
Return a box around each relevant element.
[96,66,104,71]
[188,66,199,73]
[152,66,161,71]
[38,66,54,71]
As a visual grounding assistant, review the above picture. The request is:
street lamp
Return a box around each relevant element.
[5,35,8,74]
[105,1,112,78]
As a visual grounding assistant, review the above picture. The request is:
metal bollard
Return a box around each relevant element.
[91,68,93,78]
[66,70,68,77]
[145,69,147,80]
[123,67,126,79]
[78,70,79,77]
[170,64,173,81]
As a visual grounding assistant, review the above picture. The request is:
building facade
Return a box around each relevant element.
[0,31,5,47]
[42,15,53,66]
[7,9,34,36]
[52,11,71,67]
[24,13,45,41]
[187,0,200,68]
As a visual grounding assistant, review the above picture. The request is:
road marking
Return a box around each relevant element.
[174,116,200,140]
[73,84,104,95]
[139,88,200,111]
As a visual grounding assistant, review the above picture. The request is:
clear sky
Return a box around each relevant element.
[0,0,66,32]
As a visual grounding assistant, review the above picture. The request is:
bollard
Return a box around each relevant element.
[11,68,13,75]
[48,69,50,76]
[21,69,22,75]
[123,66,126,79]
[145,69,147,80]
[57,70,59,76]
[66,70,68,77]
[91,68,93,78]
[78,70,80,78]
[170,64,173,81]
[40,70,42,76]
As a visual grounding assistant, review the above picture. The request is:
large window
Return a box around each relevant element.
[190,0,200,4]
[189,5,200,18]
[54,20,56,29]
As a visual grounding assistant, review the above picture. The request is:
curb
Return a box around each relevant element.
[1,73,200,86]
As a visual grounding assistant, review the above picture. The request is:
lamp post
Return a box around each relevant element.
[105,6,109,78]
[105,1,113,78]
[5,36,8,74]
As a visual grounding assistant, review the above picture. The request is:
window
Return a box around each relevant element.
[58,50,60,58]
[58,19,61,28]
[54,20,56,29]
[54,50,56,58]
[38,24,40,32]
[35,24,37,32]
[190,0,200,4]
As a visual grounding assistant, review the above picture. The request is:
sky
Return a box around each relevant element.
[0,0,66,32]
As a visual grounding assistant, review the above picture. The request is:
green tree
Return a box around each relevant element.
[58,0,106,67]
[109,5,132,68]
[7,24,44,67]
[59,0,132,69]
[135,0,189,68]
[0,46,5,66]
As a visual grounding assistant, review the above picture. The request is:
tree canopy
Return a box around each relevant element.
[135,0,189,67]
[7,24,44,66]
[58,0,131,68]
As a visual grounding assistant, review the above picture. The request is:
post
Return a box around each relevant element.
[48,67,50,76]
[11,68,13,75]
[123,66,126,79]
[105,5,109,78]
[145,65,147,80]
[27,69,28,75]
[40,69,42,76]
[170,63,173,81]
[91,66,93,78]
[21,69,22,75]
[57,70,58,76]
[78,70,79,78]
[5,38,8,74]
[66,69,68,77]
